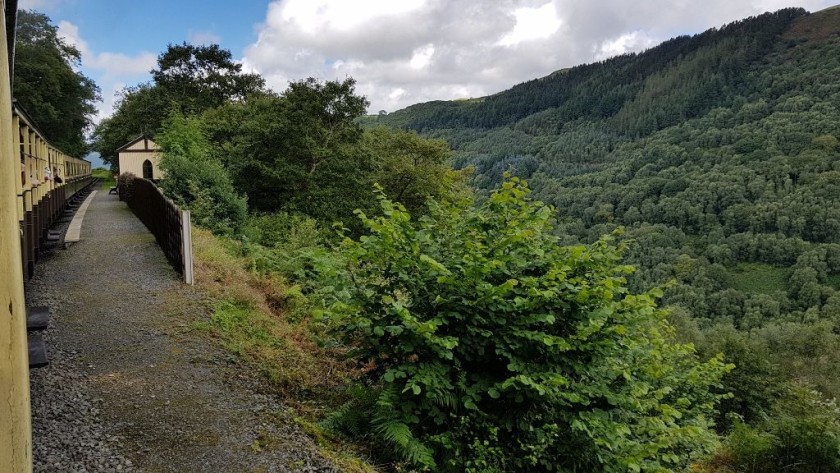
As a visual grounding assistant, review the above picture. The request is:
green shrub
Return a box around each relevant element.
[116,172,136,201]
[695,324,780,431]
[157,110,247,234]
[721,388,840,473]
[241,212,326,249]
[324,176,730,472]
[236,212,341,296]
[723,422,774,472]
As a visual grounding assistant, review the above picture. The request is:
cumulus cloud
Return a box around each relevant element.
[58,21,157,78]
[243,0,833,113]
[57,21,156,122]
[497,2,562,47]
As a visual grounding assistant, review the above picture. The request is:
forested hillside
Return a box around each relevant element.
[376,6,840,471]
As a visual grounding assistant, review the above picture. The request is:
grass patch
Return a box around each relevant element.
[92,167,116,190]
[191,227,376,472]
[726,262,790,294]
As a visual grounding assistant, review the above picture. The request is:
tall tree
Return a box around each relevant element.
[357,127,463,215]
[156,111,247,234]
[93,42,268,165]
[91,84,172,166]
[201,78,369,216]
[151,42,267,115]
[13,10,100,156]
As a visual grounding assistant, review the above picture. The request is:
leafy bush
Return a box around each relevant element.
[235,212,343,298]
[116,172,136,201]
[717,388,840,473]
[695,324,780,431]
[157,110,247,234]
[241,212,326,249]
[325,176,731,472]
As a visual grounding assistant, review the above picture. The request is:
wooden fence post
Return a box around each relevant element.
[0,0,34,469]
[181,210,193,285]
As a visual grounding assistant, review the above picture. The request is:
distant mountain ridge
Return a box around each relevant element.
[381,8,816,135]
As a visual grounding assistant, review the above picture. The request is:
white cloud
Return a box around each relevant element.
[57,21,156,121]
[188,30,222,46]
[274,0,427,33]
[18,0,65,10]
[57,20,156,79]
[98,82,126,125]
[90,51,157,77]
[56,20,88,56]
[498,2,563,47]
[751,0,831,12]
[409,44,435,70]
[594,30,659,61]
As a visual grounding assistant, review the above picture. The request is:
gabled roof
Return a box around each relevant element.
[116,135,158,153]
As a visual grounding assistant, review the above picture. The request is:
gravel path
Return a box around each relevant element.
[27,190,339,473]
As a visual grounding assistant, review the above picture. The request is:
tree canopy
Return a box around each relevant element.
[13,9,100,156]
[152,42,266,114]
[92,42,268,165]
[157,110,247,234]
[199,78,462,228]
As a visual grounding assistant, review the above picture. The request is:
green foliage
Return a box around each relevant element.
[200,84,464,232]
[325,177,729,472]
[201,78,370,219]
[157,111,246,233]
[725,263,790,295]
[152,42,267,115]
[720,388,840,473]
[236,212,339,288]
[356,127,464,215]
[695,325,780,430]
[13,10,100,156]
[92,167,116,190]
[92,84,174,166]
[93,42,268,164]
[241,212,326,249]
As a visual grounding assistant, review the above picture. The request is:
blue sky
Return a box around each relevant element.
[40,1,266,60]
[21,0,836,127]
[22,0,272,125]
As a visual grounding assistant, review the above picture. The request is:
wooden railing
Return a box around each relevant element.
[119,176,194,284]
[13,103,95,279]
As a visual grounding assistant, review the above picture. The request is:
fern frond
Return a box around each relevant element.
[373,388,436,469]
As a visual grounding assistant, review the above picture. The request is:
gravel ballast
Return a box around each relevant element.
[27,190,339,472]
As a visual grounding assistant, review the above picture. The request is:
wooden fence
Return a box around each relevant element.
[119,176,194,284]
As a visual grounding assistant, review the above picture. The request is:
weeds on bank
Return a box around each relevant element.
[190,227,376,472]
